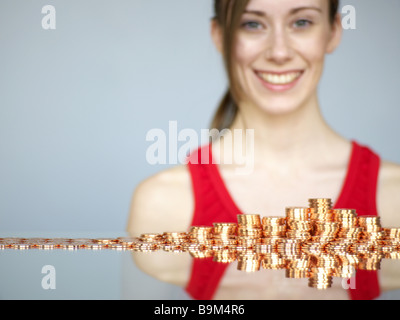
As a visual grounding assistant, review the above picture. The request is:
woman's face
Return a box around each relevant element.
[232,0,342,115]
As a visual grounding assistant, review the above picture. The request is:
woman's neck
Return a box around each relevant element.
[219,94,347,171]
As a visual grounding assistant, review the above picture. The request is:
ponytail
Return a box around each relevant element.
[210,89,238,131]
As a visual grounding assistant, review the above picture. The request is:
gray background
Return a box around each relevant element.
[0,0,399,299]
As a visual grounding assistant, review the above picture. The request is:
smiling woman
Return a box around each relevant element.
[127,0,400,301]
[210,0,341,127]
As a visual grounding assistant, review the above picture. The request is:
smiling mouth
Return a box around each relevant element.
[256,71,303,85]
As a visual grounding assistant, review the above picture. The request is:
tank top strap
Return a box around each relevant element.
[187,144,240,226]
[334,141,381,300]
[335,141,380,216]
[186,144,235,300]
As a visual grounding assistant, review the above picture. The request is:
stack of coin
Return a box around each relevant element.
[333,209,361,241]
[285,207,312,240]
[334,209,357,227]
[357,216,384,241]
[312,221,339,242]
[262,216,287,238]
[308,199,337,238]
[309,198,333,213]
[382,227,400,242]
[309,209,337,223]
[237,214,263,248]
[163,232,188,244]
[380,228,400,257]
[135,234,163,252]
[188,226,214,245]
[162,232,189,252]
[212,223,238,249]
[213,223,237,236]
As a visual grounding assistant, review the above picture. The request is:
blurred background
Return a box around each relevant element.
[0,0,399,299]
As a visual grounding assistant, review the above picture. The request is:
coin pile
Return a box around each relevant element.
[286,207,312,240]
[308,199,338,241]
[383,227,400,241]
[309,198,333,216]
[185,226,214,257]
[262,216,286,238]
[258,216,286,256]
[211,223,238,263]
[237,214,263,249]
[334,209,362,241]
[212,223,238,249]
[162,232,189,252]
[134,234,163,251]
[358,216,384,241]
[2,198,400,291]
[188,226,213,244]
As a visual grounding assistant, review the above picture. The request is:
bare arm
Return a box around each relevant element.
[126,165,194,286]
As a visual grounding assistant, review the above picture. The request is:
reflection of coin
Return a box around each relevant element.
[2,197,400,292]
[213,249,237,263]
[308,272,333,290]
[286,268,309,279]
[262,253,286,270]
[237,252,262,272]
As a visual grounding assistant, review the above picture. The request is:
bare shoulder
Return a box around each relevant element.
[126,166,194,287]
[377,160,400,227]
[126,165,194,237]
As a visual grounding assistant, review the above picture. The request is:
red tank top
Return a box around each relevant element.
[185,141,381,300]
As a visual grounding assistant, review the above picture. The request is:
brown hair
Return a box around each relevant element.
[210,0,340,131]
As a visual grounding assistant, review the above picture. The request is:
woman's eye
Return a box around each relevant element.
[293,19,312,28]
[241,21,263,30]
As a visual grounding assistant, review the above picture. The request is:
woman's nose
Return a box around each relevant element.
[264,28,293,64]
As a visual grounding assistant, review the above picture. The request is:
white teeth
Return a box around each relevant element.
[258,72,301,85]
